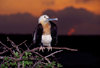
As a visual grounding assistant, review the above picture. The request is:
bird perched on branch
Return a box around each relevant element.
[33,15,58,52]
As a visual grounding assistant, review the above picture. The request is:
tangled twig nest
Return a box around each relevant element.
[0,37,78,68]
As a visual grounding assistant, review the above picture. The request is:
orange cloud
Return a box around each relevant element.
[0,0,100,16]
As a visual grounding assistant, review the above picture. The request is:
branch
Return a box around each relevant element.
[18,62,20,68]
[0,50,8,54]
[7,37,16,47]
[7,37,23,54]
[0,37,78,67]
[32,50,63,67]
[0,41,15,56]
[29,47,78,52]
[52,47,78,51]
[24,43,29,50]
[18,40,27,47]
[45,50,63,58]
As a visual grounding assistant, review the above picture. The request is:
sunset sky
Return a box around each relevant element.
[0,0,100,35]
[0,0,100,16]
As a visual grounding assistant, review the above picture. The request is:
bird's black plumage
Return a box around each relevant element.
[33,21,57,47]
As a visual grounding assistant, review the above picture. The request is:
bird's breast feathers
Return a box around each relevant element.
[41,23,51,35]
[41,35,52,46]
[41,23,52,46]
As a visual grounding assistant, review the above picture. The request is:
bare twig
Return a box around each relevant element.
[18,40,27,46]
[7,37,16,47]
[32,50,63,67]
[33,60,42,67]
[18,62,20,68]
[24,43,29,50]
[28,47,78,52]
[7,37,21,54]
[0,50,8,54]
[0,41,15,56]
[52,47,78,51]
[45,50,63,58]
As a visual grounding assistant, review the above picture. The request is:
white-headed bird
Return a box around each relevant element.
[33,15,58,52]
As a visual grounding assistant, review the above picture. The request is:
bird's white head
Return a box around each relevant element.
[38,15,58,24]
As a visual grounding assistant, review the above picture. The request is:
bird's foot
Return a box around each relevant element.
[47,46,52,51]
[39,46,45,52]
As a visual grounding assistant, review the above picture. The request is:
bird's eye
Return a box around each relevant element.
[44,16,46,18]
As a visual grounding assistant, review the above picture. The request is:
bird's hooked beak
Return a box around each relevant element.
[48,18,58,21]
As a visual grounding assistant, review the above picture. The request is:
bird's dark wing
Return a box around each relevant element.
[33,24,43,47]
[50,21,58,46]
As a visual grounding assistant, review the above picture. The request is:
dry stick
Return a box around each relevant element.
[7,37,27,47]
[0,41,15,56]
[33,59,42,67]
[29,47,78,52]
[22,61,24,68]
[7,37,21,54]
[19,48,24,52]
[24,43,29,50]
[28,48,51,63]
[7,37,22,59]
[0,39,27,55]
[18,40,27,46]
[52,47,78,51]
[18,62,20,68]
[33,50,63,67]
[33,51,51,63]
[33,53,46,68]
[0,50,8,54]
[45,50,63,58]
[16,40,27,52]
[7,37,16,47]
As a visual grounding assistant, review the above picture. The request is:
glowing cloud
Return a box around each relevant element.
[0,0,100,16]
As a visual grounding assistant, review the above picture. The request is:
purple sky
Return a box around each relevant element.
[0,7,100,35]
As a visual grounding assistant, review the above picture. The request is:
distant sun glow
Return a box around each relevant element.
[68,28,75,36]
[0,0,100,16]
